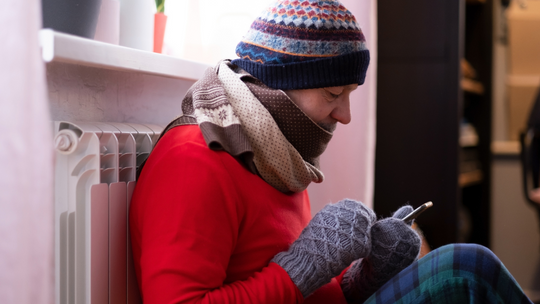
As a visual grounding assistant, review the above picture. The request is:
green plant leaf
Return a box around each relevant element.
[155,0,165,13]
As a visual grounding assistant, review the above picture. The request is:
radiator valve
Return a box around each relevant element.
[55,129,79,155]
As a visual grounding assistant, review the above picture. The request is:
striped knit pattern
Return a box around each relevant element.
[363,244,533,304]
[232,0,370,90]
[236,0,366,64]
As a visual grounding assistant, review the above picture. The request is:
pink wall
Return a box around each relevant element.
[307,0,378,213]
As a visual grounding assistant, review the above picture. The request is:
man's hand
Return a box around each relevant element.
[272,199,376,298]
[341,205,421,303]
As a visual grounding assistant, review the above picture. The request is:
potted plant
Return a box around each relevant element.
[154,0,167,53]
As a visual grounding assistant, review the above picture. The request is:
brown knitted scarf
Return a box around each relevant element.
[147,61,333,193]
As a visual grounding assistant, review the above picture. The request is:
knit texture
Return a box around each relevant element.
[341,205,421,303]
[272,199,376,298]
[217,61,325,192]
[231,0,370,90]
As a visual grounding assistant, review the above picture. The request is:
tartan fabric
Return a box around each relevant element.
[363,244,532,304]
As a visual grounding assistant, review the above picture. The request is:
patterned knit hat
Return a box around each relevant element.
[231,0,370,90]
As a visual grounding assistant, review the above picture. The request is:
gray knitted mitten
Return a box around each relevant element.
[272,199,376,298]
[341,205,421,303]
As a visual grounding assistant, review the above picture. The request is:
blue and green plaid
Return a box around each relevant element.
[363,244,533,304]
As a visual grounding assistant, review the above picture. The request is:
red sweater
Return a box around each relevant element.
[130,125,348,304]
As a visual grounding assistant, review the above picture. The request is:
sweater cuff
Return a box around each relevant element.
[335,264,353,286]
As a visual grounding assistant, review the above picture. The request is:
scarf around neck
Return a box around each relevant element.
[151,61,333,193]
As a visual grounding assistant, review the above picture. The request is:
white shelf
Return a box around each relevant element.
[39,29,210,81]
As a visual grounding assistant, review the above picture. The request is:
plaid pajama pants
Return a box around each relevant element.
[363,243,533,304]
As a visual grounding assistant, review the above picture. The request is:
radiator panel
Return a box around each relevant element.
[54,121,163,304]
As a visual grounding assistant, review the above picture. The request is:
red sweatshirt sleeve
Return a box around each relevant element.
[130,139,304,304]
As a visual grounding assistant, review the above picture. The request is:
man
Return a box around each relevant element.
[130,1,532,303]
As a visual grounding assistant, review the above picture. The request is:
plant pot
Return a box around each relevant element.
[42,0,103,39]
[153,13,168,53]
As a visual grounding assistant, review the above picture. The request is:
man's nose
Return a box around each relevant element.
[331,97,351,125]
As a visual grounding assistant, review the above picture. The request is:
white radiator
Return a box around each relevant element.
[53,121,163,304]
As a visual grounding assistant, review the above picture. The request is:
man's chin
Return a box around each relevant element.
[319,122,337,133]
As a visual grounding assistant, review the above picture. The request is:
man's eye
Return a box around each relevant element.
[326,91,339,99]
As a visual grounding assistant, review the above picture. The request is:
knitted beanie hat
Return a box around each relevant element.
[231,0,370,90]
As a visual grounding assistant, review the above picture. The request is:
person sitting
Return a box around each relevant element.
[129,0,533,303]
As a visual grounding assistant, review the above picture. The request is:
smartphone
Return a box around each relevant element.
[402,201,433,222]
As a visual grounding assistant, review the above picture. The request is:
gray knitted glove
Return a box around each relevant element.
[272,199,376,298]
[341,205,421,303]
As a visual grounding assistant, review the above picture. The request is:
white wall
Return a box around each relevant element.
[162,0,269,63]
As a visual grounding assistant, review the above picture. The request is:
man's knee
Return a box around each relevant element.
[450,243,503,279]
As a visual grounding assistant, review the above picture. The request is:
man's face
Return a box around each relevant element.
[285,84,359,132]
